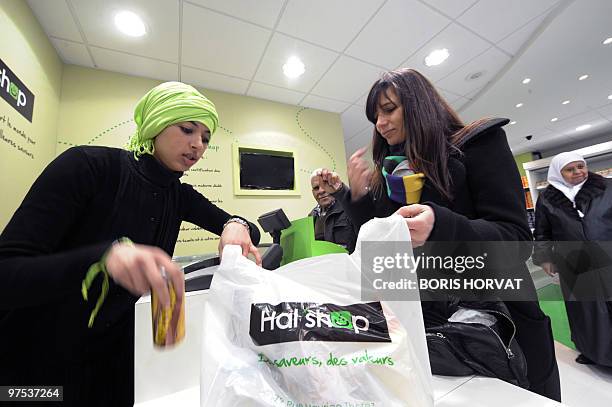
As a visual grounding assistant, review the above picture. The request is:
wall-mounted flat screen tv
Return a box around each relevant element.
[239,152,295,190]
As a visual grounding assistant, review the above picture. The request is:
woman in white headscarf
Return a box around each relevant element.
[533,151,612,367]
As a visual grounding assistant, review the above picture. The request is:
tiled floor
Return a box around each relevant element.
[555,342,612,407]
[538,283,612,406]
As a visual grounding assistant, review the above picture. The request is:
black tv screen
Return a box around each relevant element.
[239,152,295,190]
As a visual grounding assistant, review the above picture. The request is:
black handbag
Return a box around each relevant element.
[422,298,529,388]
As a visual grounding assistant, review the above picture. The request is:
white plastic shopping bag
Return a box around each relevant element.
[201,215,433,406]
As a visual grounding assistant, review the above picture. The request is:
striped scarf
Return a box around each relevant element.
[382,156,425,205]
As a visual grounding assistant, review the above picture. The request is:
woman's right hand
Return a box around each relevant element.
[541,262,557,277]
[105,242,183,308]
[348,147,373,201]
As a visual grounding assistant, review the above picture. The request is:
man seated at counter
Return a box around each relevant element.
[309,169,357,253]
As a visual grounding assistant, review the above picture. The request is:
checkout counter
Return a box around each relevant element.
[133,288,563,407]
[133,214,566,406]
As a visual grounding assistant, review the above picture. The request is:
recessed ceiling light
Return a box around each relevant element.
[522,78,531,84]
[550,117,558,122]
[114,11,146,37]
[282,56,305,79]
[424,48,450,67]
[578,74,589,81]
[604,37,612,45]
[562,100,570,105]
[576,124,592,131]
[509,121,517,125]
[515,103,523,108]
[608,94,612,100]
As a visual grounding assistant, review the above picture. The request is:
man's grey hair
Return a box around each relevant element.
[310,168,323,181]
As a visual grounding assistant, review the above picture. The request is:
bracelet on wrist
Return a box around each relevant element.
[223,217,250,232]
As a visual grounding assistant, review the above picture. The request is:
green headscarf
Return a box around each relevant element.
[126,81,219,157]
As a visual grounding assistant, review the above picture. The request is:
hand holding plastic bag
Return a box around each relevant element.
[201,215,433,406]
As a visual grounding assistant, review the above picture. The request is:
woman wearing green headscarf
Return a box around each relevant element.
[0,82,261,406]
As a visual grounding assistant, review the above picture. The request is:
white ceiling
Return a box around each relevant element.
[26,0,612,157]
[461,0,612,155]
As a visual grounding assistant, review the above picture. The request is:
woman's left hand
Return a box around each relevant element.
[219,222,262,265]
[395,204,435,247]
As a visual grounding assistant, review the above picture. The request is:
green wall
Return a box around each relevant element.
[513,152,534,177]
[1,1,348,257]
[56,66,347,256]
[0,0,63,228]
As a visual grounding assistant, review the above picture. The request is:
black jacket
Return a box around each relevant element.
[533,172,612,262]
[532,172,612,300]
[333,118,561,401]
[333,118,532,244]
[0,146,260,406]
[533,172,612,367]
[333,118,535,299]
[309,200,357,253]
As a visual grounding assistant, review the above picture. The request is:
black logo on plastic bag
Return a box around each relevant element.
[250,302,391,346]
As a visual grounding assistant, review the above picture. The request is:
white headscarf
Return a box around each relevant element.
[547,152,587,217]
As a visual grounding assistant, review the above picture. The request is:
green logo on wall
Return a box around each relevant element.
[0,57,35,122]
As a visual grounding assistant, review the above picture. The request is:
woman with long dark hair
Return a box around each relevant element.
[316,68,561,401]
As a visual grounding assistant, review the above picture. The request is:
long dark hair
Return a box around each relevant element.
[365,68,490,201]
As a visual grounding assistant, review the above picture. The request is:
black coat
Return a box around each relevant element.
[533,172,612,366]
[0,146,260,406]
[309,200,357,253]
[334,119,533,243]
[334,118,561,401]
[534,172,612,251]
